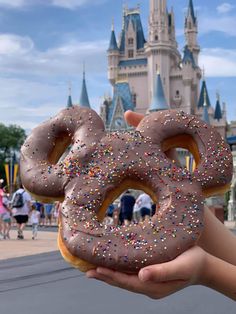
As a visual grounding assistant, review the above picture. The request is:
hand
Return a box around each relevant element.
[87,246,208,299]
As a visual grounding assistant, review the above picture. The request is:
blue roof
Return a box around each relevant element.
[198,80,211,108]
[149,73,169,112]
[183,45,196,68]
[214,99,223,121]
[227,136,236,145]
[118,58,147,67]
[108,82,135,125]
[67,95,73,108]
[119,29,125,53]
[108,29,118,51]
[202,105,210,124]
[119,12,146,52]
[79,72,91,108]
[188,0,197,24]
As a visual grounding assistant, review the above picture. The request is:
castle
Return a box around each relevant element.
[66,0,236,222]
[97,0,227,138]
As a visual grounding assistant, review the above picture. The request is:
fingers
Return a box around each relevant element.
[124,111,144,127]
[87,268,144,293]
[86,267,188,299]
[139,256,190,283]
[139,247,203,284]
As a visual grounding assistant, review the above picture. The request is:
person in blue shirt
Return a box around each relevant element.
[119,190,135,226]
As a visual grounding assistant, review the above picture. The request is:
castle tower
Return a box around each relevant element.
[185,0,200,65]
[107,21,119,86]
[79,68,91,108]
[146,0,181,108]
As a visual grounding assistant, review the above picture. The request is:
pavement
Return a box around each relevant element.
[0,252,235,314]
[0,224,235,314]
[0,227,58,260]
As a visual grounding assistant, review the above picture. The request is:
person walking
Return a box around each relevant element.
[12,185,31,240]
[2,187,12,239]
[0,179,5,239]
[30,204,40,240]
[119,190,135,226]
[44,203,53,226]
[136,192,152,221]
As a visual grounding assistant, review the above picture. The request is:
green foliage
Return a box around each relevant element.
[0,123,26,181]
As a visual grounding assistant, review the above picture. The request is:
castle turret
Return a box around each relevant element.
[107,22,119,86]
[66,83,73,108]
[202,90,210,123]
[149,72,168,112]
[184,0,200,65]
[214,93,223,121]
[79,69,91,108]
[198,77,211,108]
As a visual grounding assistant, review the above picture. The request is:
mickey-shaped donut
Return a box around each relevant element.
[20,107,233,273]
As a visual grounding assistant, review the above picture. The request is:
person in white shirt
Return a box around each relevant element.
[135,193,152,221]
[12,186,31,240]
[30,204,40,240]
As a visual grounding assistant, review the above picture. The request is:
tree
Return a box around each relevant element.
[0,123,26,183]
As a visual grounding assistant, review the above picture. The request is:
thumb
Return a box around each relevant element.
[139,258,188,283]
[124,111,144,127]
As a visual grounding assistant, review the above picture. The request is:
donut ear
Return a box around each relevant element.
[20,106,105,202]
[137,110,233,197]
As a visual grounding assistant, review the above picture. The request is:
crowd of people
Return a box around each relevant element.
[0,180,60,240]
[103,190,156,227]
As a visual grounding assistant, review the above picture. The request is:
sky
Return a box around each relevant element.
[0,0,235,132]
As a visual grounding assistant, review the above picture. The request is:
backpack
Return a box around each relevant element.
[12,191,25,208]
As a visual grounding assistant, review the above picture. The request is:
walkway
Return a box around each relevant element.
[0,229,58,260]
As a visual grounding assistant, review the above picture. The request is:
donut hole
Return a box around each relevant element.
[48,132,72,164]
[162,134,199,171]
[100,180,158,227]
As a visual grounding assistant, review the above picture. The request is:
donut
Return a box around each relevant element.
[20,106,233,273]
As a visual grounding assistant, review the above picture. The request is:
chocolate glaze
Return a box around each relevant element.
[20,107,233,273]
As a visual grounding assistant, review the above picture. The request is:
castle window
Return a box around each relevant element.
[176,90,180,96]
[132,93,137,106]
[155,35,158,41]
[128,50,134,58]
[128,38,134,45]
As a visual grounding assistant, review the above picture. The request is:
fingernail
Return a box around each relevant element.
[139,269,150,282]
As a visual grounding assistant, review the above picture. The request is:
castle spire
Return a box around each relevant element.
[185,0,199,65]
[108,19,118,51]
[214,92,223,121]
[149,72,168,112]
[67,82,73,108]
[198,78,211,108]
[187,0,196,25]
[202,90,210,124]
[79,65,91,108]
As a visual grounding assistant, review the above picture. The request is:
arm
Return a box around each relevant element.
[198,207,236,265]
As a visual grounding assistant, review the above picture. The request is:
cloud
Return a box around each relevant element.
[0,33,110,130]
[0,33,108,77]
[199,48,236,77]
[0,0,107,9]
[199,14,236,36]
[217,3,235,14]
[0,0,27,8]
[0,34,33,55]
